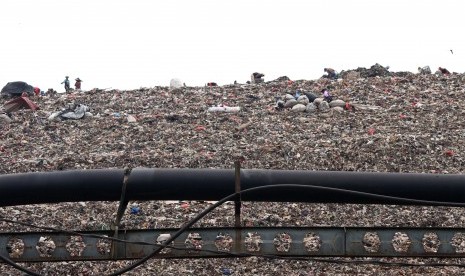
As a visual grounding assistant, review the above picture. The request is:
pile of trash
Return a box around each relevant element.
[48,103,92,121]
[340,63,391,78]
[1,81,36,98]
[1,66,465,275]
[275,91,348,113]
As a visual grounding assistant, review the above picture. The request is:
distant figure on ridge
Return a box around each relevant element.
[75,78,82,91]
[251,72,265,84]
[61,76,70,93]
[418,66,431,74]
[438,67,451,75]
[324,68,338,79]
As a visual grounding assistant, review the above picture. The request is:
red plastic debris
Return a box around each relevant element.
[344,102,355,111]
[3,94,39,113]
[194,125,206,131]
[445,150,454,156]
[367,128,375,135]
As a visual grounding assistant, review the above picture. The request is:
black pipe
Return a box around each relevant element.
[0,169,125,207]
[1,168,465,207]
[127,168,465,205]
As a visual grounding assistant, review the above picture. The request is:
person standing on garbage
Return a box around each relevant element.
[75,78,82,91]
[324,68,338,79]
[321,88,333,103]
[418,66,431,74]
[438,67,451,75]
[61,76,70,93]
[251,72,265,83]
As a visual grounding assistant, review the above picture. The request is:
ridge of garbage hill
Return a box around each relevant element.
[2,72,464,174]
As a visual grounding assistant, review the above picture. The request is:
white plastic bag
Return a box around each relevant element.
[207,106,240,113]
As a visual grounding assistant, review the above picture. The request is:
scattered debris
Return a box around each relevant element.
[392,232,411,253]
[303,233,321,252]
[48,104,92,121]
[127,114,137,123]
[0,113,13,124]
[1,81,35,98]
[418,66,432,74]
[207,105,240,112]
[215,233,234,252]
[130,205,141,215]
[3,93,39,113]
[156,233,173,254]
[36,236,56,258]
[340,63,391,78]
[245,232,263,252]
[6,237,24,258]
[170,78,183,89]
[273,232,292,252]
[363,232,381,253]
[185,232,203,250]
[422,232,441,253]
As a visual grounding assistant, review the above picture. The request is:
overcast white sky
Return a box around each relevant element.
[0,0,464,92]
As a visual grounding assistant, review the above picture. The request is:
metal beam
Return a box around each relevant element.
[2,227,465,262]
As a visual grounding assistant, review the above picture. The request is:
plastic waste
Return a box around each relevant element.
[0,114,12,123]
[291,104,306,112]
[170,78,183,88]
[157,233,171,243]
[130,206,141,214]
[48,104,92,121]
[276,100,285,109]
[221,268,232,275]
[127,114,137,123]
[297,95,309,105]
[418,66,431,74]
[208,106,240,113]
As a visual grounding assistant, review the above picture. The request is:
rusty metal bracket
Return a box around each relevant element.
[111,167,132,258]
[234,161,242,253]
[234,161,242,228]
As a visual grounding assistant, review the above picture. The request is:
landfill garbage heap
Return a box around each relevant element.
[1,67,465,275]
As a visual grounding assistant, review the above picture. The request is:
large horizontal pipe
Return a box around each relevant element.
[0,168,465,207]
[0,169,125,207]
